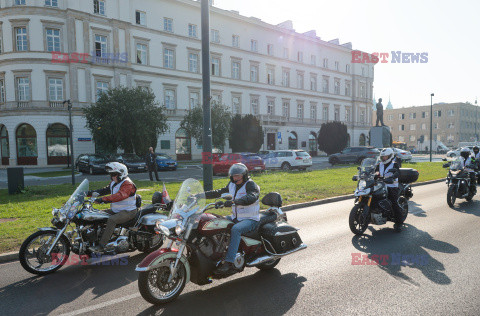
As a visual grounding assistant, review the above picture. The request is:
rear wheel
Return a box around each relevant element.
[349,204,370,235]
[256,258,281,270]
[281,162,291,171]
[330,158,339,165]
[447,185,456,207]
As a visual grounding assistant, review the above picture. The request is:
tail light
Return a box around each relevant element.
[296,157,302,160]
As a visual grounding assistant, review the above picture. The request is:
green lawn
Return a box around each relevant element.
[27,171,81,178]
[0,162,445,253]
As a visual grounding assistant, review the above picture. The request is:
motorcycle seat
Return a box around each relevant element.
[120,204,157,228]
[242,211,277,239]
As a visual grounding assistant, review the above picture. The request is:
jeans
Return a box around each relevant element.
[387,187,403,225]
[225,216,258,263]
[100,209,138,246]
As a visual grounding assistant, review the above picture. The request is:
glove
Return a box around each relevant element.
[94,197,104,204]
[224,200,233,207]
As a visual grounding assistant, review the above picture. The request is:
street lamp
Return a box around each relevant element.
[475,99,478,143]
[430,93,434,162]
[63,100,75,185]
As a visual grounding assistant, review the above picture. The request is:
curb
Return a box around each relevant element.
[0,178,445,264]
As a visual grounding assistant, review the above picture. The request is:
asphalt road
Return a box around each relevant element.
[1,181,480,315]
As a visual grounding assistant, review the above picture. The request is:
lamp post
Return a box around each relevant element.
[63,100,75,185]
[475,99,478,143]
[430,93,434,162]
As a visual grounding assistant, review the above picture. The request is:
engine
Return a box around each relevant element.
[197,234,229,261]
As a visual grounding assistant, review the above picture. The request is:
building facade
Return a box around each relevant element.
[0,0,375,167]
[381,102,480,150]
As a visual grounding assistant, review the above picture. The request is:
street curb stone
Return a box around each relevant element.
[0,178,445,264]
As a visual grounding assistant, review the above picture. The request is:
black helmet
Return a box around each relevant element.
[228,163,249,182]
[152,191,162,204]
[474,146,479,153]
[460,147,471,159]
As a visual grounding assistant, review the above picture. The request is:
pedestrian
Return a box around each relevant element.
[145,147,160,181]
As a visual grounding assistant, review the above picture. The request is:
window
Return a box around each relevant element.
[434,110,442,117]
[311,55,316,66]
[48,78,63,101]
[323,58,328,68]
[96,81,108,101]
[46,28,61,52]
[250,64,259,82]
[232,35,239,47]
[322,77,329,93]
[282,69,290,87]
[448,109,455,116]
[188,24,197,38]
[267,99,275,115]
[335,61,339,70]
[346,64,350,73]
[310,75,317,91]
[0,79,5,103]
[188,53,199,73]
[297,103,304,119]
[164,89,175,109]
[136,11,146,25]
[250,40,257,52]
[410,124,416,131]
[409,112,416,119]
[211,56,220,76]
[334,79,340,94]
[15,0,26,5]
[387,114,393,121]
[297,51,303,63]
[94,34,107,57]
[282,101,290,118]
[345,108,351,122]
[334,107,340,121]
[164,48,174,69]
[345,82,351,96]
[232,96,241,114]
[360,85,365,98]
[323,106,329,120]
[410,135,416,142]
[251,97,259,115]
[267,66,275,85]
[189,92,199,109]
[231,60,240,79]
[362,67,365,76]
[434,122,439,129]
[164,18,173,32]
[283,47,289,59]
[15,27,28,51]
[399,113,405,120]
[211,29,219,43]
[94,0,105,15]
[421,123,426,130]
[448,123,455,129]
[360,110,365,123]
[310,103,317,120]
[267,44,274,56]
[136,43,147,64]
[16,77,30,101]
[297,72,304,89]
[398,136,405,142]
[45,0,58,7]
[399,125,405,131]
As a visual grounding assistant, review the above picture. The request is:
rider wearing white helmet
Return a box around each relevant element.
[459,147,477,190]
[202,162,260,274]
[375,148,404,232]
[87,161,138,252]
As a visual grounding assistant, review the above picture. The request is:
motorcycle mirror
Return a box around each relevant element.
[442,158,447,161]
[221,193,233,200]
[443,163,450,168]
[357,166,361,170]
[352,175,359,181]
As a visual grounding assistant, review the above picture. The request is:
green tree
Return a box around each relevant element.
[84,87,168,154]
[180,101,232,150]
[229,114,264,152]
[317,121,349,155]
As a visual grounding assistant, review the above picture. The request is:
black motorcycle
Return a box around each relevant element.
[444,158,477,207]
[349,158,418,235]
[19,179,168,275]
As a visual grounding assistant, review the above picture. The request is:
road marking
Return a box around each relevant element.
[57,293,141,316]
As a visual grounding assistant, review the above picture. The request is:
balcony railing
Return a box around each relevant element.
[49,101,64,108]
[17,101,30,108]
[164,108,189,117]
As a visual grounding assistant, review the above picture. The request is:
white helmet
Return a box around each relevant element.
[379,148,394,165]
[105,162,128,180]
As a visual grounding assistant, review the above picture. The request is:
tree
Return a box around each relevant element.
[229,114,264,152]
[84,87,168,154]
[180,101,232,150]
[317,121,349,155]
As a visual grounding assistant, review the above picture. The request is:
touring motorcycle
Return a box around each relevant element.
[444,157,477,207]
[19,179,168,275]
[136,178,307,305]
[349,158,418,235]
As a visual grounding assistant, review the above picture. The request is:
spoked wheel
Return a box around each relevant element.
[256,258,281,270]
[398,196,409,222]
[19,230,70,275]
[138,258,187,305]
[447,186,456,207]
[349,204,370,235]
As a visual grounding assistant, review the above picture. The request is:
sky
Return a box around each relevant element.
[214,0,480,109]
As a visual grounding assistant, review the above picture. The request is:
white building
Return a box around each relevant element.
[0,0,375,167]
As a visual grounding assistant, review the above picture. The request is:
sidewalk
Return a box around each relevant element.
[0,167,73,182]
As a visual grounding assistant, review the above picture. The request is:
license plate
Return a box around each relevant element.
[254,167,261,170]
[303,159,309,163]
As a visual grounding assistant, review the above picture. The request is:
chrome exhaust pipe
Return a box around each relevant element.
[246,243,307,267]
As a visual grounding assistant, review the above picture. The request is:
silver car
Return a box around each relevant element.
[393,148,412,161]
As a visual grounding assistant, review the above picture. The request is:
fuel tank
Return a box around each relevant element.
[198,213,234,236]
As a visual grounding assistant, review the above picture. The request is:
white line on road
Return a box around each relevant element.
[57,293,141,316]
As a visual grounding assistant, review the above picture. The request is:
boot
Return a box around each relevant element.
[393,223,403,233]
[215,262,236,275]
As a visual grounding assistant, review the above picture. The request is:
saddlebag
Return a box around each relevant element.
[399,168,419,184]
[260,222,302,254]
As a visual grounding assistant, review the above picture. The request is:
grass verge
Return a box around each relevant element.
[0,162,445,253]
[28,171,81,178]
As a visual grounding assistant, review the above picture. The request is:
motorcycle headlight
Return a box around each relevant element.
[156,221,170,236]
[175,224,184,236]
[358,180,367,190]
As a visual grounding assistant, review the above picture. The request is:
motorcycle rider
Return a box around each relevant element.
[459,147,476,192]
[87,162,138,253]
[472,146,480,183]
[375,148,404,232]
[202,163,260,274]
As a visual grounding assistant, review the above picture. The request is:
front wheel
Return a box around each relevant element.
[447,185,456,207]
[138,257,187,305]
[349,203,370,235]
[19,230,70,275]
[256,258,281,270]
[281,162,291,171]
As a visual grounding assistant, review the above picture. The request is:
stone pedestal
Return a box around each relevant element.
[369,126,392,148]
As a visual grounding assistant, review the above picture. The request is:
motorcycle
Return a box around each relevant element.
[444,157,477,207]
[136,178,307,305]
[19,179,168,275]
[349,158,418,235]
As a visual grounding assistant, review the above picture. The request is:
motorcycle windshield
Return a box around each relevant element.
[360,158,377,174]
[450,158,464,171]
[170,178,206,218]
[63,179,89,210]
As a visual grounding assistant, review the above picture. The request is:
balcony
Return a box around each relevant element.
[49,101,65,108]
[17,101,31,108]
[164,108,189,118]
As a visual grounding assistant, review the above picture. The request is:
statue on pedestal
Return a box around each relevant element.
[375,98,385,127]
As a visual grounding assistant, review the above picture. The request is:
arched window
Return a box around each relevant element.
[0,125,9,165]
[16,123,37,165]
[175,128,191,160]
[308,132,317,156]
[359,133,366,146]
[288,131,298,150]
[46,123,69,165]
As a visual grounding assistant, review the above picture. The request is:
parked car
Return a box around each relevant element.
[392,148,413,161]
[446,146,474,158]
[155,153,178,171]
[112,153,147,173]
[328,147,380,165]
[256,150,274,159]
[264,150,312,171]
[213,153,265,175]
[75,154,110,174]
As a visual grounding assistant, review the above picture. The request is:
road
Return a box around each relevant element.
[1,181,480,315]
